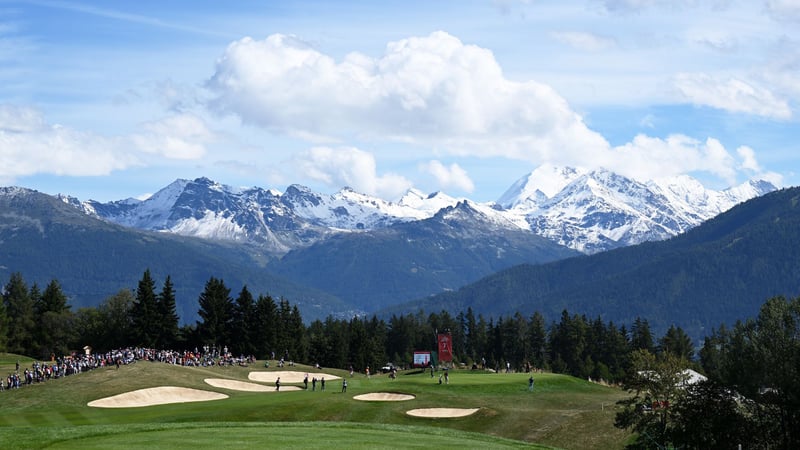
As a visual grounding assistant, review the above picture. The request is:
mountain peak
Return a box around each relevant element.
[497,164,585,210]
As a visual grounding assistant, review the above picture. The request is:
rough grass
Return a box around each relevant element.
[0,354,630,449]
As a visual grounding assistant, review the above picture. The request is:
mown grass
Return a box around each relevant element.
[0,353,631,449]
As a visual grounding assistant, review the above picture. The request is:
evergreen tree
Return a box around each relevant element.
[348,316,369,371]
[658,325,694,361]
[231,285,256,356]
[0,284,7,352]
[254,294,278,358]
[196,277,234,349]
[387,314,413,364]
[527,311,548,370]
[99,289,136,350]
[35,279,73,359]
[130,269,159,347]
[306,319,330,367]
[276,298,293,361]
[323,315,349,368]
[474,314,489,365]
[3,272,35,355]
[366,315,388,369]
[156,275,179,349]
[464,307,477,361]
[630,317,655,354]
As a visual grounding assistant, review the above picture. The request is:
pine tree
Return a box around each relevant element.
[196,277,233,349]
[156,275,179,349]
[3,272,35,355]
[527,311,548,370]
[0,284,8,352]
[231,285,255,356]
[35,279,73,359]
[658,325,694,360]
[130,269,159,348]
[630,317,655,354]
[254,294,278,359]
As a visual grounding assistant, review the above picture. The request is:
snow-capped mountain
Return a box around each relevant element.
[64,167,778,255]
[497,167,777,253]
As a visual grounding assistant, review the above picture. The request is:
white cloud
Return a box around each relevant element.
[673,73,792,119]
[0,106,217,183]
[737,145,761,172]
[131,113,214,160]
[292,146,412,199]
[609,134,739,184]
[420,160,475,193]
[0,105,139,179]
[551,31,617,51]
[207,31,609,160]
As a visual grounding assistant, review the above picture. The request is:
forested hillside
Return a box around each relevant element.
[0,188,347,322]
[387,187,800,341]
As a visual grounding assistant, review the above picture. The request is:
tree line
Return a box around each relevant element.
[1,269,696,381]
[1,270,797,447]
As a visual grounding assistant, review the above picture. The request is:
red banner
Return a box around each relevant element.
[437,333,453,362]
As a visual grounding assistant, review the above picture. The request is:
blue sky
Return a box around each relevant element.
[0,0,798,202]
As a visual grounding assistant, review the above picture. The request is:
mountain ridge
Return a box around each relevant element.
[62,166,776,256]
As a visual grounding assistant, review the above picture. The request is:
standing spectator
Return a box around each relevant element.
[275,377,281,391]
[342,379,347,392]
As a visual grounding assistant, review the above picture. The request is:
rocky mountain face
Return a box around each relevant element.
[64,166,777,256]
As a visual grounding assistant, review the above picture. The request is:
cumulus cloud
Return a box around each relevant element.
[551,31,617,51]
[419,160,475,193]
[207,31,609,160]
[0,105,215,182]
[608,134,740,184]
[205,31,777,195]
[292,146,412,199]
[673,73,792,119]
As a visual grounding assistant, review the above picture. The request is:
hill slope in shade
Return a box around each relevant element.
[0,187,349,322]
[385,187,800,341]
[268,201,579,311]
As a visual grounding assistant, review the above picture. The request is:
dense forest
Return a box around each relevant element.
[2,270,798,448]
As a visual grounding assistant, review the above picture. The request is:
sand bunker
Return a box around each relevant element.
[406,408,480,418]
[205,378,303,392]
[353,392,415,401]
[248,370,340,384]
[88,386,228,408]
[205,378,271,391]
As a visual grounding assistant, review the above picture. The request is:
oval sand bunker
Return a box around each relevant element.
[88,386,228,408]
[353,392,415,401]
[205,378,302,392]
[248,370,340,383]
[205,378,274,392]
[406,408,480,418]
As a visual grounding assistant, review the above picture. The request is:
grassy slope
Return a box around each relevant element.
[0,353,630,449]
